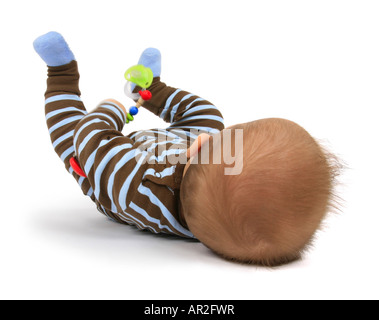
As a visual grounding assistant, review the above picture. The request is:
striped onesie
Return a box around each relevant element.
[44,61,225,238]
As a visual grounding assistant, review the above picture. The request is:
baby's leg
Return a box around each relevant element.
[133,49,225,139]
[34,32,93,198]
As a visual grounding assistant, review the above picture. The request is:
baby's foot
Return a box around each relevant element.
[129,48,162,93]
[33,31,75,67]
[138,48,161,78]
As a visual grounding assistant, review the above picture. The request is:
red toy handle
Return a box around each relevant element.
[139,90,152,101]
[70,157,87,177]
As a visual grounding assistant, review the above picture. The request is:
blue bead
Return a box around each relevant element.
[129,106,139,116]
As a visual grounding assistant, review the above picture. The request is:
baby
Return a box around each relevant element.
[34,32,339,266]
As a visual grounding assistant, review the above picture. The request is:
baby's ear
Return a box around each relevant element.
[187,134,211,159]
[137,48,162,78]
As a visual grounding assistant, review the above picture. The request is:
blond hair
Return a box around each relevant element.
[180,118,341,266]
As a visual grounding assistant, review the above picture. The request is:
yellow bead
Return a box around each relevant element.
[127,113,134,122]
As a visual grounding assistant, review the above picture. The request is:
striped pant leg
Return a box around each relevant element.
[136,78,225,134]
[44,60,94,198]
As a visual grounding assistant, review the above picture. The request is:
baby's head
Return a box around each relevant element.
[180,118,341,266]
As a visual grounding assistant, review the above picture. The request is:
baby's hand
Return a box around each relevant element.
[33,31,75,67]
[102,99,127,117]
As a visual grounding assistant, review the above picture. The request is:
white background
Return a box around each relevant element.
[0,0,378,300]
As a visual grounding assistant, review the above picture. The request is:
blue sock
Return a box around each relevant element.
[33,31,75,67]
[138,48,161,78]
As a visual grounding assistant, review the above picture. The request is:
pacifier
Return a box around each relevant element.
[123,65,154,123]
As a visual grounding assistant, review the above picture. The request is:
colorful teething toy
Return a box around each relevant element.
[124,65,154,123]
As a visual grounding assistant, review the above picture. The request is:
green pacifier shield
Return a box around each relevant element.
[124,65,153,89]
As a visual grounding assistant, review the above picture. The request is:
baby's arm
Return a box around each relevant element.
[72,101,145,215]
